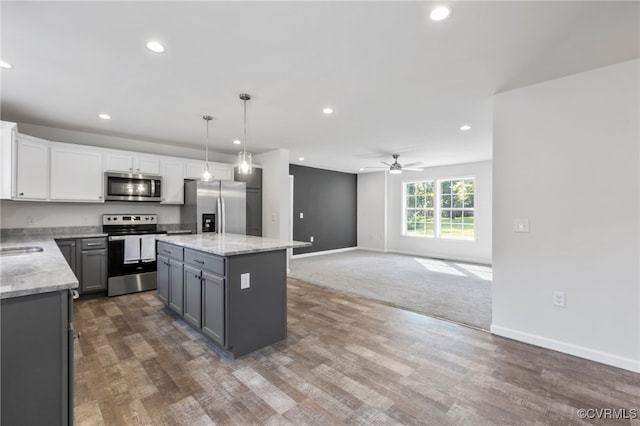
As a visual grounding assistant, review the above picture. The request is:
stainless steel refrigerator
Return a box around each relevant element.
[181,180,246,234]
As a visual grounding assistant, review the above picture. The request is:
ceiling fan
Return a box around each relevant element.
[365,154,424,174]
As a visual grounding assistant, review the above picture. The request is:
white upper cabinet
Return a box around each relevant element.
[184,160,206,180]
[105,151,161,175]
[211,164,233,181]
[15,135,49,200]
[50,143,104,202]
[184,160,233,181]
[160,159,184,204]
[0,121,17,199]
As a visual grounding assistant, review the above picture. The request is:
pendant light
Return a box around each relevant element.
[238,93,253,175]
[202,115,213,181]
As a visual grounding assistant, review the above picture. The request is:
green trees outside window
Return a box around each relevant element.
[403,178,475,239]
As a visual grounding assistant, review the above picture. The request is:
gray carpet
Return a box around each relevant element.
[289,250,492,330]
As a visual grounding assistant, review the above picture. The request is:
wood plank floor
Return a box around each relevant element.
[74,279,639,425]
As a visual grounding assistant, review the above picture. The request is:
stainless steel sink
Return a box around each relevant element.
[0,246,44,256]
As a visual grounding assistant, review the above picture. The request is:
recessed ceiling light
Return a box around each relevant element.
[99,113,111,120]
[0,60,13,69]
[298,157,305,161]
[233,140,241,145]
[460,124,471,131]
[322,107,334,115]
[359,168,365,171]
[430,6,452,21]
[146,41,166,53]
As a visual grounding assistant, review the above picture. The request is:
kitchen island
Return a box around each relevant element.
[155,233,310,358]
[0,236,80,426]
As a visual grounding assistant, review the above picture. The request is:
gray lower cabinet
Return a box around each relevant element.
[1,290,73,426]
[202,270,225,345]
[56,239,77,275]
[157,254,169,304]
[81,248,107,293]
[183,264,203,328]
[55,237,107,294]
[157,241,184,314]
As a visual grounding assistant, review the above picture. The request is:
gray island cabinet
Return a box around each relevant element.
[156,233,310,358]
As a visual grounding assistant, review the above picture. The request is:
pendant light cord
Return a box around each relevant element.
[243,98,247,154]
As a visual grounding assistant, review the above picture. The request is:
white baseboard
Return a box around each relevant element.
[356,246,387,253]
[491,324,640,373]
[291,246,358,259]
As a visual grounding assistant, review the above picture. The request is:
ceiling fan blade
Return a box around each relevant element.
[403,162,424,168]
[380,161,392,166]
[404,167,424,171]
[364,166,389,169]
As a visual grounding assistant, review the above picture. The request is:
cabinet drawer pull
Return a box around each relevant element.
[193,259,205,264]
[19,192,24,196]
[162,249,171,253]
[86,242,102,246]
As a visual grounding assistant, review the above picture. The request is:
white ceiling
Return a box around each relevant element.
[1,1,638,173]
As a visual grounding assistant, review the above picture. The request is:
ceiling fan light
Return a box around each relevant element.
[389,169,402,175]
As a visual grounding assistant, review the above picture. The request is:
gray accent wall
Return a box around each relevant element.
[290,165,357,255]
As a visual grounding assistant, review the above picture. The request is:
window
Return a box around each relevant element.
[440,178,474,239]
[404,181,435,236]
[403,178,475,239]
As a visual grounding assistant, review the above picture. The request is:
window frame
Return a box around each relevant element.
[401,176,477,241]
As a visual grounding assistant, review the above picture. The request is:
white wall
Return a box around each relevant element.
[255,149,290,240]
[0,199,180,228]
[492,59,640,372]
[378,160,493,264]
[357,172,387,251]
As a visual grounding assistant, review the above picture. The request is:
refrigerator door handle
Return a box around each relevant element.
[216,196,222,233]
[221,196,226,233]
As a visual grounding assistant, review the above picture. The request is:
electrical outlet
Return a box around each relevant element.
[553,291,566,307]
[241,273,250,290]
[310,236,314,242]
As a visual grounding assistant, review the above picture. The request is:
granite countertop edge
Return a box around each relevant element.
[0,235,81,300]
[156,234,312,257]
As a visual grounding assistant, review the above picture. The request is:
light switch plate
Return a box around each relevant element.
[300,212,304,219]
[512,218,530,233]
[241,273,250,289]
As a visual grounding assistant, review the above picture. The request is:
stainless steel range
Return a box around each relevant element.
[103,214,166,296]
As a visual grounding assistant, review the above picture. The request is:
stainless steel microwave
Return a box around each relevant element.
[104,172,162,202]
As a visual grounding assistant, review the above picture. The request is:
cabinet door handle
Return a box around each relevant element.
[19,192,24,196]
[194,273,200,279]
[194,259,205,264]
[98,195,102,199]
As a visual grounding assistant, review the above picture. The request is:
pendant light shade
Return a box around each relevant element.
[238,93,253,175]
[202,115,213,181]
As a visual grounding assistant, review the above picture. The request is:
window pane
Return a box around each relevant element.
[416,195,426,208]
[441,209,452,221]
[406,183,416,195]
[441,180,451,195]
[407,196,415,208]
[441,194,451,208]
[407,211,416,222]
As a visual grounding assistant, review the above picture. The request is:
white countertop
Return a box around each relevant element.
[156,233,311,256]
[0,237,79,299]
